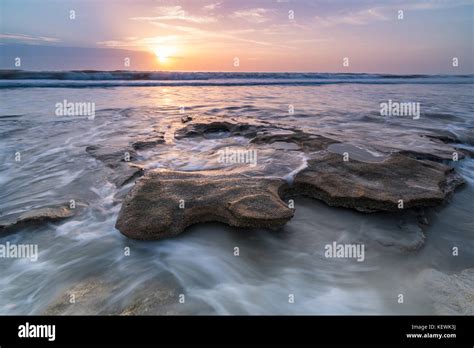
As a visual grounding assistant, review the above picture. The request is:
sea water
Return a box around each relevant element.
[0,73,473,314]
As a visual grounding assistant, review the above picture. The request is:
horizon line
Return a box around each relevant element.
[1,69,473,76]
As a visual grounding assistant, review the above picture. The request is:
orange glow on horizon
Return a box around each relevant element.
[153,45,177,64]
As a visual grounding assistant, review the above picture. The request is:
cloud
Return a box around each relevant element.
[131,5,216,24]
[143,21,294,49]
[315,1,474,27]
[231,8,272,24]
[0,33,60,43]
[203,2,222,11]
[97,35,182,49]
[402,0,473,10]
[315,8,387,26]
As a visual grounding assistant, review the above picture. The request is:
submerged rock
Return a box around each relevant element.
[250,130,338,152]
[44,278,116,315]
[375,218,426,251]
[114,116,466,240]
[417,268,474,315]
[175,116,269,139]
[181,115,193,123]
[292,152,464,212]
[116,170,294,240]
[0,202,82,233]
[86,144,136,163]
[86,145,143,186]
[43,277,197,315]
[132,132,166,150]
[132,139,165,150]
[318,127,464,162]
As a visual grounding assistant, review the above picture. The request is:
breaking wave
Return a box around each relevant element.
[1,70,473,88]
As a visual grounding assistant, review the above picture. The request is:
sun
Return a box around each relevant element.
[153,46,176,64]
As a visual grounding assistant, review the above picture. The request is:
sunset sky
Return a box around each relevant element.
[1,0,473,73]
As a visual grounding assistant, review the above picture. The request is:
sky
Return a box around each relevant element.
[0,0,473,73]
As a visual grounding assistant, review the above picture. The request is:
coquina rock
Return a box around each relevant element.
[115,170,294,240]
[114,117,465,240]
[250,130,339,152]
[174,116,269,139]
[416,268,474,315]
[292,152,464,212]
[86,145,143,186]
[0,202,84,233]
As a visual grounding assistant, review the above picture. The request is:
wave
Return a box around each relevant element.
[2,70,473,81]
[1,70,473,88]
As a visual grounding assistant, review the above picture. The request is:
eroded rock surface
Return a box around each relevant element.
[250,130,339,152]
[116,170,294,240]
[86,145,143,186]
[292,152,464,212]
[181,115,193,123]
[416,268,474,315]
[131,132,166,150]
[43,277,202,315]
[114,116,465,240]
[0,202,83,233]
[175,116,269,139]
[317,127,465,161]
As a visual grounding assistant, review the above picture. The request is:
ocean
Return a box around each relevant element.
[0,72,473,314]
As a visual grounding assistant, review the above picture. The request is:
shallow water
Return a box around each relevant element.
[0,82,473,314]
